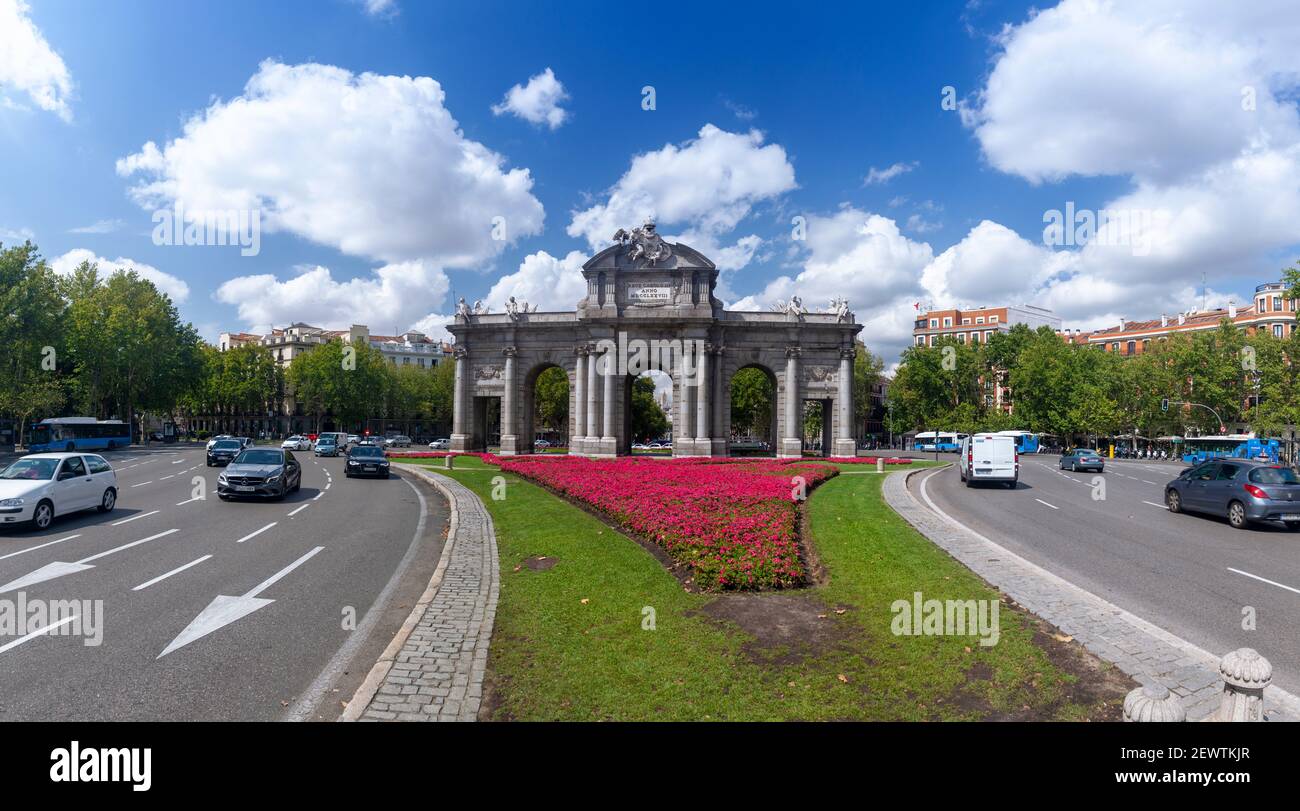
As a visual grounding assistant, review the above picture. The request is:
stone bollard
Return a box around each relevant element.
[444,452,454,470]
[1208,648,1271,722]
[1123,683,1186,722]
[877,458,884,473]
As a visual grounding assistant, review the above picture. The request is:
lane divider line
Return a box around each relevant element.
[133,555,213,591]
[0,615,80,654]
[0,534,81,561]
[111,510,159,526]
[1228,567,1300,596]
[1035,498,1059,510]
[287,504,310,518]
[235,522,277,544]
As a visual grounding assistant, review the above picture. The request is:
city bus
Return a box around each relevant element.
[26,417,132,452]
[915,431,966,452]
[994,430,1041,454]
[1180,434,1279,465]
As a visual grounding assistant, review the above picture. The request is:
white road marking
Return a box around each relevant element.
[111,510,159,526]
[1035,498,1059,510]
[175,496,203,506]
[172,459,184,464]
[1143,500,1167,509]
[312,492,323,501]
[0,529,179,593]
[0,615,80,655]
[287,504,309,517]
[235,522,277,544]
[158,546,325,658]
[325,483,331,490]
[160,475,174,480]
[0,534,81,561]
[132,555,213,591]
[130,481,152,488]
[1227,567,1300,596]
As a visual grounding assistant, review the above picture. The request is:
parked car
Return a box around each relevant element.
[0,452,117,529]
[345,445,390,478]
[428,438,450,450]
[958,433,1018,488]
[281,435,311,451]
[535,439,552,448]
[383,435,411,448]
[314,437,340,457]
[207,439,244,466]
[1059,448,1105,472]
[218,447,302,500]
[1165,459,1300,530]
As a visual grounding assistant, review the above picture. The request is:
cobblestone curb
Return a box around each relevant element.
[883,466,1300,722]
[342,464,500,722]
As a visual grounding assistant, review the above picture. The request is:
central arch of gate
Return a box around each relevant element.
[447,229,862,458]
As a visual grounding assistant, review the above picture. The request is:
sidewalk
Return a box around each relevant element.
[883,466,1300,721]
[343,463,500,721]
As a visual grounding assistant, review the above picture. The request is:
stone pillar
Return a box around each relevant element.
[711,345,726,456]
[833,346,857,458]
[677,345,693,454]
[450,347,470,452]
[1123,684,1186,722]
[573,347,587,450]
[600,345,616,455]
[780,346,802,458]
[695,342,710,450]
[1210,648,1271,721]
[585,343,599,448]
[499,347,518,455]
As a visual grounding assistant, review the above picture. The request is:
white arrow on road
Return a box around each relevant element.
[0,529,179,594]
[157,545,324,658]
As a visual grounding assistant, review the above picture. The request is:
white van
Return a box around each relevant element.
[958,433,1019,488]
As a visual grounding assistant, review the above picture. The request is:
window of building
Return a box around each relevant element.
[929,318,938,328]
[1111,342,1120,352]
[1273,296,1282,312]
[1142,339,1150,351]
[989,315,999,323]
[917,336,926,346]
[1126,340,1136,355]
[957,333,966,343]
[984,331,993,341]
[943,317,952,327]
[1275,324,1284,338]
[970,332,980,344]
[961,318,971,325]
[976,316,985,324]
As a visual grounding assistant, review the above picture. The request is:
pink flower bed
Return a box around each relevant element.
[494,455,839,590]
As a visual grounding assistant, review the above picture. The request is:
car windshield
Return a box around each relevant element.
[351,447,384,458]
[234,450,284,466]
[0,458,59,480]
[318,438,336,446]
[213,440,242,450]
[1249,466,1300,485]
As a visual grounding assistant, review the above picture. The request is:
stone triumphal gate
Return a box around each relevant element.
[448,223,862,458]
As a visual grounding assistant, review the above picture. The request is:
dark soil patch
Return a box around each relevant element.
[692,592,859,666]
[522,555,557,571]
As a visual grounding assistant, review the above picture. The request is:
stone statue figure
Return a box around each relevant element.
[506,296,520,320]
[772,296,807,318]
[455,297,470,318]
[830,296,850,322]
[472,299,487,315]
[613,218,673,267]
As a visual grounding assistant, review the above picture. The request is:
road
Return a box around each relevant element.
[913,454,1300,697]
[0,445,447,721]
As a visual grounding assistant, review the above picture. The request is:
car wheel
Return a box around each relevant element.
[1007,481,1016,489]
[32,500,54,530]
[1227,500,1248,530]
[206,460,212,467]
[97,488,116,513]
[1165,489,1182,513]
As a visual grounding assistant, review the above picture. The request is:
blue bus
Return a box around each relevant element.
[915,431,966,452]
[995,430,1041,454]
[27,418,132,452]
[1181,435,1279,465]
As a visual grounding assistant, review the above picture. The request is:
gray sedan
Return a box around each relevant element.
[1165,459,1300,530]
[1059,449,1105,472]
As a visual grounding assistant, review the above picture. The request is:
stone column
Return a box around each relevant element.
[677,345,693,454]
[499,347,518,455]
[573,347,587,450]
[450,347,470,452]
[780,346,801,458]
[600,345,616,455]
[586,343,599,446]
[695,342,710,449]
[834,346,857,457]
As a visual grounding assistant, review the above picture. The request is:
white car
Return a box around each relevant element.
[0,453,118,530]
[281,436,311,451]
[428,438,450,450]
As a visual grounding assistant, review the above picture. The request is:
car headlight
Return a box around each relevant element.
[0,498,25,507]
[218,473,228,483]
[348,460,359,466]
[267,474,281,483]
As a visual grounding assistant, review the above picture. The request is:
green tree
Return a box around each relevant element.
[730,367,773,439]
[0,241,66,443]
[534,366,569,437]
[287,340,390,433]
[629,376,668,441]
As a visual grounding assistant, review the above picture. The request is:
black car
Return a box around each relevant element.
[206,439,244,466]
[345,445,390,478]
[217,448,302,500]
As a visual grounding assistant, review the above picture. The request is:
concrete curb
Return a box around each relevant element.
[340,463,500,721]
[883,466,1300,722]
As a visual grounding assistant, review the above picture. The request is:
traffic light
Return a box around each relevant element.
[1160,398,1169,412]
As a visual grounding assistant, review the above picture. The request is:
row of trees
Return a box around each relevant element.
[887,320,1300,442]
[1,242,202,444]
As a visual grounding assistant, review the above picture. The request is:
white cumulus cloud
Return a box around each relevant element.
[50,249,190,303]
[483,249,587,312]
[491,67,570,130]
[0,0,73,120]
[116,61,544,268]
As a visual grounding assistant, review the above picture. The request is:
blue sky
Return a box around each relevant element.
[3,0,1299,363]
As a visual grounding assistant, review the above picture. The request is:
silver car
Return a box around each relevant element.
[1165,459,1300,530]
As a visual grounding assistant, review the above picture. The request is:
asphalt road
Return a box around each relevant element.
[913,454,1300,697]
[0,445,447,721]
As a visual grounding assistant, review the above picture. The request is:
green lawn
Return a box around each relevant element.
[412,457,1124,720]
